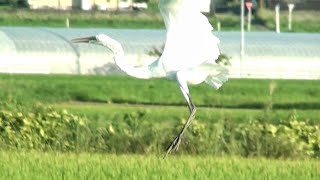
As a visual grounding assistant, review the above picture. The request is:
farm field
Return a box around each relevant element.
[0,151,319,180]
[0,74,319,178]
[54,102,320,124]
[1,74,319,109]
[1,74,320,129]
[1,74,320,124]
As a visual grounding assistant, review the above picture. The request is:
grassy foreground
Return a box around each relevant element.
[0,151,319,180]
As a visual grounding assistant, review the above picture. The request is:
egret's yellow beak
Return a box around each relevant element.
[71,36,96,43]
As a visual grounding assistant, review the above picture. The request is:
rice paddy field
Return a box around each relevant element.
[0,151,319,180]
[0,74,319,179]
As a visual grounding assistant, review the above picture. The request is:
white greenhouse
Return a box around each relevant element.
[0,27,319,80]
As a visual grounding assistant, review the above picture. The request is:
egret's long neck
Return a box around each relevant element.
[99,37,152,79]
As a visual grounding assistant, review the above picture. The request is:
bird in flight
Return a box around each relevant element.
[72,0,228,158]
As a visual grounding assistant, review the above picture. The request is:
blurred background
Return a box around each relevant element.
[0,1,319,178]
[0,0,319,77]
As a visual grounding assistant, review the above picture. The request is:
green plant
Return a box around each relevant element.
[235,117,320,158]
[0,100,319,159]
[0,103,89,151]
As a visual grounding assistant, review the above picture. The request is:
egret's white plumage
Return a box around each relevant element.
[72,0,228,157]
[159,0,221,72]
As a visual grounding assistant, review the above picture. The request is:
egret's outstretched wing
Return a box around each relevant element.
[158,0,221,71]
[159,0,213,32]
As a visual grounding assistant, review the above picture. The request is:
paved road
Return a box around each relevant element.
[0,27,319,79]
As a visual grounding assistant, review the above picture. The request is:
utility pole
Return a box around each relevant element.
[275,4,280,33]
[259,0,265,9]
[246,2,253,32]
[240,0,245,76]
[117,0,119,11]
[288,4,295,31]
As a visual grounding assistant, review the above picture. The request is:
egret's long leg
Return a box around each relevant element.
[164,94,196,158]
[177,93,197,137]
[164,73,197,158]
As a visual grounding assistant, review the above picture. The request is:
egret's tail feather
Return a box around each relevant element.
[204,64,229,89]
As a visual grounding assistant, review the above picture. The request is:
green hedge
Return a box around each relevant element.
[0,102,319,158]
[0,102,89,151]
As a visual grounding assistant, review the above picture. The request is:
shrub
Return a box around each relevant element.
[0,102,319,158]
[235,119,320,158]
[0,103,89,151]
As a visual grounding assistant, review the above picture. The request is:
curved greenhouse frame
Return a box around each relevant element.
[0,27,165,74]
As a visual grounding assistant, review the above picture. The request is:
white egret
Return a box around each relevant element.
[72,0,228,157]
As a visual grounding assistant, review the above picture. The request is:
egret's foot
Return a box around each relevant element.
[164,135,182,158]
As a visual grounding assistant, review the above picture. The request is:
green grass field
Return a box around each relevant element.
[55,102,320,125]
[1,74,319,108]
[0,151,319,180]
[1,74,320,124]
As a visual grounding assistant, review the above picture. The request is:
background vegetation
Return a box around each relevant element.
[0,0,319,32]
[1,74,320,109]
[0,74,319,159]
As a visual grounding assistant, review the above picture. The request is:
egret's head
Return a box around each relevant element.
[71,34,113,45]
[71,35,96,44]
[71,34,120,52]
